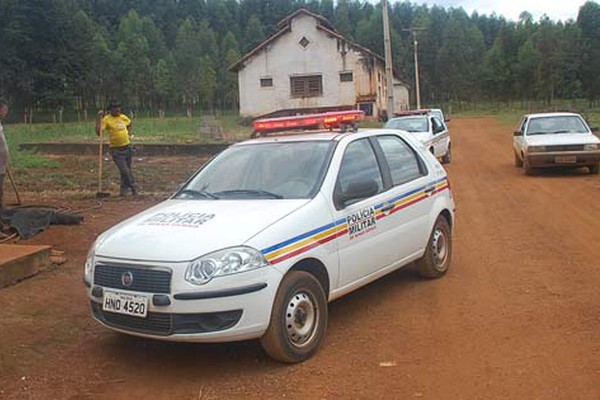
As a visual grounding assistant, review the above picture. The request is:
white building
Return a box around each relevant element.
[229,9,410,119]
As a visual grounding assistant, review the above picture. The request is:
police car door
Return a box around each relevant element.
[333,136,432,288]
[431,116,449,157]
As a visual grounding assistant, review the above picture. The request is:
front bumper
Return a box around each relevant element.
[526,151,600,168]
[87,260,283,343]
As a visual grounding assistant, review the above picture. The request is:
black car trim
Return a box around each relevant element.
[174,282,268,300]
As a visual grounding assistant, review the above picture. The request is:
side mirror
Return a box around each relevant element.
[591,127,599,133]
[513,131,523,137]
[335,179,379,209]
[445,118,451,123]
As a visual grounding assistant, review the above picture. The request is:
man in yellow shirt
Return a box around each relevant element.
[96,101,137,197]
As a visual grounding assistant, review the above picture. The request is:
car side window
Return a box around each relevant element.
[337,139,384,194]
[377,135,426,185]
[431,117,444,134]
[519,117,527,134]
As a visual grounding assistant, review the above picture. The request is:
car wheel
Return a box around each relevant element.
[416,216,452,279]
[523,158,534,175]
[260,271,328,363]
[441,143,452,164]
[514,151,523,167]
[589,164,599,174]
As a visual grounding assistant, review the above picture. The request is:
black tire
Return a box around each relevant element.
[514,151,523,167]
[416,216,452,279]
[589,164,599,174]
[523,157,534,175]
[441,143,452,164]
[260,271,328,363]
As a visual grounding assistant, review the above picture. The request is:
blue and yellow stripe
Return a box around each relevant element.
[262,177,449,265]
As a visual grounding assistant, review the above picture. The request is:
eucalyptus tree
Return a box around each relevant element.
[114,10,153,109]
[174,18,203,117]
[577,1,600,103]
[218,32,241,110]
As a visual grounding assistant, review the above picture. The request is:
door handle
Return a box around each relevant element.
[424,186,435,195]
[381,204,394,213]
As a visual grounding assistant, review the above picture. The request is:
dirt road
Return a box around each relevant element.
[0,117,598,399]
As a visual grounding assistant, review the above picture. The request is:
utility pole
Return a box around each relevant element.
[382,0,395,118]
[403,27,425,110]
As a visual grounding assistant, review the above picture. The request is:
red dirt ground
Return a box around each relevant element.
[0,117,598,399]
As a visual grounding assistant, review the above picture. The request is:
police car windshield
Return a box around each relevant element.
[178,141,335,200]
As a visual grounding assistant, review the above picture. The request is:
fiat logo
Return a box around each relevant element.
[121,271,134,287]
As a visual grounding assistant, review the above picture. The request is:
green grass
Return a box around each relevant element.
[448,100,600,128]
[5,104,600,170]
[5,112,253,169]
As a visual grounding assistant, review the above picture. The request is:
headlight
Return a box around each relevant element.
[584,144,598,151]
[185,246,269,285]
[84,247,95,284]
[528,145,546,153]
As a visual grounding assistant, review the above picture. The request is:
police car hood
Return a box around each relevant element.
[94,199,309,262]
[526,132,600,146]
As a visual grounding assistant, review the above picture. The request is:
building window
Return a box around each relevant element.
[290,75,322,98]
[260,78,273,87]
[340,72,353,82]
[299,36,310,48]
[359,102,373,116]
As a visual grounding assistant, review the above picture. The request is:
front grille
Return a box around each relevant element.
[547,144,584,152]
[94,264,171,294]
[92,302,171,335]
[91,302,242,336]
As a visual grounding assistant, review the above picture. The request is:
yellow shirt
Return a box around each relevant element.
[101,114,131,147]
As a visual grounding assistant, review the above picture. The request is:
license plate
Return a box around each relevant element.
[103,290,148,318]
[555,155,576,164]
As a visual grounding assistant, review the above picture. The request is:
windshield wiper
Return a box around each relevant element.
[549,130,573,134]
[214,189,283,199]
[176,189,219,199]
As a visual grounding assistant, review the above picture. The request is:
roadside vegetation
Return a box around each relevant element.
[1,1,600,123]
[7,102,599,173]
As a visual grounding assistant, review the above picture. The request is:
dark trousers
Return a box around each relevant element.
[0,173,4,210]
[109,146,136,193]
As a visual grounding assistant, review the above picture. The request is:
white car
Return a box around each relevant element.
[513,112,600,175]
[84,112,455,363]
[428,108,450,128]
[385,111,452,164]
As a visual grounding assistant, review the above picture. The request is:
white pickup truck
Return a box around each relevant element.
[385,109,452,164]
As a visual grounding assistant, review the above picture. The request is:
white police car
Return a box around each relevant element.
[84,111,455,363]
[385,109,452,164]
[513,112,600,175]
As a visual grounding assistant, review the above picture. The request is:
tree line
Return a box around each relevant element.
[0,0,599,122]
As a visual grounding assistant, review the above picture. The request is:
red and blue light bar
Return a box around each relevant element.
[253,110,365,134]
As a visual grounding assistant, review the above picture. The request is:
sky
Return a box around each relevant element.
[389,0,590,22]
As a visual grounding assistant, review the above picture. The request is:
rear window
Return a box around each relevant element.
[385,117,428,133]
[377,135,426,185]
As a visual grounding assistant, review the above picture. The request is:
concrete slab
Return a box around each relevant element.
[0,244,52,288]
